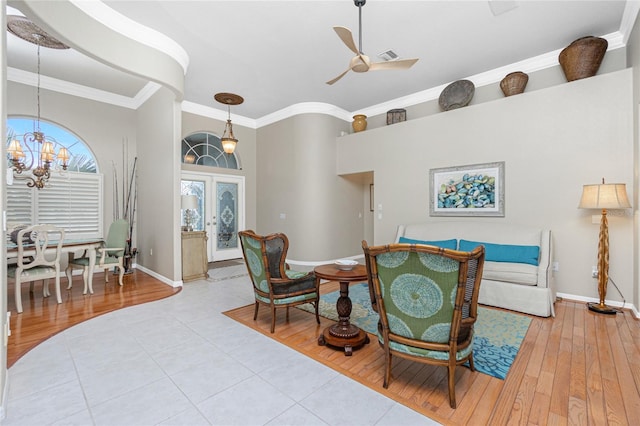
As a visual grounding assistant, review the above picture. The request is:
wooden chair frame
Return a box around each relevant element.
[362,241,485,408]
[239,230,320,333]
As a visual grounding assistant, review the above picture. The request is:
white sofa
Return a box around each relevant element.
[394,222,555,317]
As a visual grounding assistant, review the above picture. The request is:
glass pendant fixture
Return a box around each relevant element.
[214,93,244,154]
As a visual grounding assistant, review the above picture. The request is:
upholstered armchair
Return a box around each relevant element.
[65,219,128,294]
[239,230,320,333]
[7,225,65,313]
[362,241,485,408]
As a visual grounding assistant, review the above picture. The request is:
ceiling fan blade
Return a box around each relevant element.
[368,58,419,71]
[333,26,359,54]
[326,67,352,85]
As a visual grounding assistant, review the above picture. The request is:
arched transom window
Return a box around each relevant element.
[5,117,103,239]
[181,132,240,170]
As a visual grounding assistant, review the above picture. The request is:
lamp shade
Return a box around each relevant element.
[578,183,631,210]
[181,194,198,210]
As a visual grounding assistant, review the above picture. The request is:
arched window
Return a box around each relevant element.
[5,117,103,239]
[7,117,98,173]
[181,132,240,170]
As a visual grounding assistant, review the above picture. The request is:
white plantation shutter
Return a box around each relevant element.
[6,184,33,225]
[6,172,103,239]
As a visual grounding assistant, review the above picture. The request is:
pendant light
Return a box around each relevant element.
[214,93,243,154]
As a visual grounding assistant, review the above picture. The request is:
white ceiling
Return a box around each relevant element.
[5,1,630,122]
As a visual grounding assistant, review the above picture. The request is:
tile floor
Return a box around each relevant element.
[3,263,439,425]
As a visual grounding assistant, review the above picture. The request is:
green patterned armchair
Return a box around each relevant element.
[362,241,485,408]
[239,230,319,333]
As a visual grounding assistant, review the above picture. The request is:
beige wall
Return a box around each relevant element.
[6,81,138,230]
[336,69,635,305]
[181,112,258,232]
[627,12,640,313]
[256,114,365,262]
[135,88,181,281]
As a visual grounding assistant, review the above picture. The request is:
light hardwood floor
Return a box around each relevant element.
[6,272,639,425]
[225,281,640,426]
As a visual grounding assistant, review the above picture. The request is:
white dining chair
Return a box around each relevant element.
[7,224,65,314]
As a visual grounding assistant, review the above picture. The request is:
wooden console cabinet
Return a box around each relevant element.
[181,231,209,282]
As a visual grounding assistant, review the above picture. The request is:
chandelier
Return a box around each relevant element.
[6,16,70,189]
[214,93,244,154]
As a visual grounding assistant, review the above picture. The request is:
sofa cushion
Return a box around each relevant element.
[398,236,458,250]
[459,239,539,266]
[482,261,539,286]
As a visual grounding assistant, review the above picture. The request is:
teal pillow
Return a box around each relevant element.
[459,239,539,266]
[398,237,457,250]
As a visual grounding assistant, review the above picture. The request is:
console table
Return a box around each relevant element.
[181,231,209,282]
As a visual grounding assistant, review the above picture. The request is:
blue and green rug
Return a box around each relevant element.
[298,283,531,380]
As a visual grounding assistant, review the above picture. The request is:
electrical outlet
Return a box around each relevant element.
[150,248,153,256]
[592,266,598,278]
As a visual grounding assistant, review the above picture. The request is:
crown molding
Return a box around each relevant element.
[7,67,142,109]
[69,0,189,74]
[358,31,624,118]
[8,30,628,127]
[181,101,351,129]
[620,1,640,44]
[255,103,351,128]
[181,101,257,129]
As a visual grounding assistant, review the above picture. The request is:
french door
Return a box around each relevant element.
[181,172,245,262]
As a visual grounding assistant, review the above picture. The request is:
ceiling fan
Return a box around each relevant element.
[326,0,419,85]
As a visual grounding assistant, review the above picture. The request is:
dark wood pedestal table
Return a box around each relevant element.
[314,264,370,356]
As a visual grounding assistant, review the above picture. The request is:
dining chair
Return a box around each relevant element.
[239,229,320,333]
[7,224,65,314]
[362,241,485,408]
[65,219,128,294]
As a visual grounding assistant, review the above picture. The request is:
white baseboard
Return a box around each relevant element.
[133,265,182,288]
[556,292,639,319]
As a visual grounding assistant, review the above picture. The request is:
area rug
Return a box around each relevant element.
[297,283,531,380]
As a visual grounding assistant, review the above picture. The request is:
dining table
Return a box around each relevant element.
[7,238,103,294]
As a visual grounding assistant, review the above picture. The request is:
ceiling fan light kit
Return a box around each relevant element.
[326,0,419,85]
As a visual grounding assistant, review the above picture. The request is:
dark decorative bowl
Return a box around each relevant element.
[439,80,475,111]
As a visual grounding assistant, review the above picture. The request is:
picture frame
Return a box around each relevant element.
[429,161,505,217]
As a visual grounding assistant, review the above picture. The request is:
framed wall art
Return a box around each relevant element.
[429,161,505,217]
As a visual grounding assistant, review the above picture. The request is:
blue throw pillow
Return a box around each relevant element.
[398,237,458,250]
[459,239,540,266]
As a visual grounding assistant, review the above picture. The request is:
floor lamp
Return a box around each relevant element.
[578,179,631,314]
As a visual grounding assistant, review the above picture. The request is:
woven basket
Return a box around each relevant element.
[500,71,529,97]
[558,36,608,82]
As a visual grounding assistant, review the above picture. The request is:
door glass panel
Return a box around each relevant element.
[216,181,238,249]
[181,180,205,231]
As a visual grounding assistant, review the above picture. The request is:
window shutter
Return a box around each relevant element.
[6,184,33,225]
[6,172,103,239]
